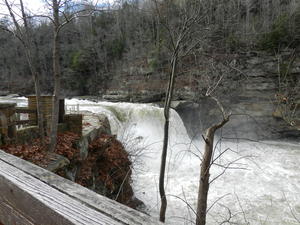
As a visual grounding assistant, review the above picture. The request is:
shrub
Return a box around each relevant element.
[225,33,243,52]
[148,44,168,72]
[106,38,126,59]
[258,14,293,51]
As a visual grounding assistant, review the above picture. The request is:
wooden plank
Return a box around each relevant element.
[14,120,37,125]
[0,200,34,225]
[0,151,161,225]
[16,107,37,114]
[0,158,124,225]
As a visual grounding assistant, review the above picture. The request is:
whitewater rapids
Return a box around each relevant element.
[64,98,300,225]
[2,96,300,225]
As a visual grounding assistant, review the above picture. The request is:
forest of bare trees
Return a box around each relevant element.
[0,0,299,96]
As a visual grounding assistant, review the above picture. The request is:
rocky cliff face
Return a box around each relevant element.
[3,50,298,140]
[103,51,300,140]
[208,51,300,140]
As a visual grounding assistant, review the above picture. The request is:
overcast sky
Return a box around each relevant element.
[0,0,47,15]
[0,0,114,19]
[22,0,47,12]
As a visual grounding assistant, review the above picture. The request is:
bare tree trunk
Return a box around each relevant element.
[24,51,45,142]
[159,49,178,222]
[196,127,215,225]
[33,70,45,142]
[157,3,193,220]
[4,0,45,143]
[49,0,61,152]
[19,0,45,143]
[196,102,229,225]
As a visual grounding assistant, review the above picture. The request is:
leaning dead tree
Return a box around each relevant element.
[196,96,230,225]
[2,0,45,143]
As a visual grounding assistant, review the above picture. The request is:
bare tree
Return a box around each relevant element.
[48,0,62,152]
[46,0,97,152]
[2,0,45,143]
[151,1,243,223]
[152,0,204,222]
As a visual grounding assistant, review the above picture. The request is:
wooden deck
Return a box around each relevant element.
[0,150,161,225]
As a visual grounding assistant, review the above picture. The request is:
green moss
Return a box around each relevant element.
[104,106,128,123]
[136,107,164,122]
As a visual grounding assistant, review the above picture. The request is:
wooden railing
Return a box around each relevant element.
[15,107,37,114]
[15,107,37,126]
[0,150,161,225]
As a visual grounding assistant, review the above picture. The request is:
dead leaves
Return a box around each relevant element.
[76,134,133,205]
[2,132,135,208]
[2,132,80,167]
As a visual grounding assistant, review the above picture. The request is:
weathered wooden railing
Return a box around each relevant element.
[15,107,37,126]
[0,150,160,225]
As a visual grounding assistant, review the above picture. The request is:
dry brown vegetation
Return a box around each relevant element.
[2,132,136,208]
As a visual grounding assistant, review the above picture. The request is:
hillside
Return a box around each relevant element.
[0,0,299,138]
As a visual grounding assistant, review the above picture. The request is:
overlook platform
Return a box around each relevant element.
[0,150,160,225]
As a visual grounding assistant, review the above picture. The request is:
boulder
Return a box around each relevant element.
[46,153,70,172]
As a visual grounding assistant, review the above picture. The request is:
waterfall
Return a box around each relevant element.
[65,99,202,220]
[3,96,300,225]
[65,99,300,225]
